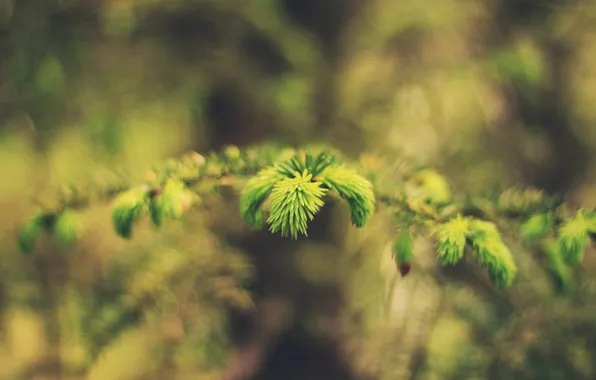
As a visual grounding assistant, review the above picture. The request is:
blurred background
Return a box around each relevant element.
[1,0,596,379]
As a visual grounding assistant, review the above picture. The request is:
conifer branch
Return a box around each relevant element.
[15,144,596,291]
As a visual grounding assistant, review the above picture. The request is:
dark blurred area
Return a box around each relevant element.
[1,0,596,379]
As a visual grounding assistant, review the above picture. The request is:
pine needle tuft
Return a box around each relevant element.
[520,212,553,243]
[468,220,518,290]
[557,212,592,265]
[541,238,574,294]
[267,169,327,239]
[112,188,148,239]
[319,165,375,228]
[54,209,83,244]
[435,216,469,265]
[240,167,285,229]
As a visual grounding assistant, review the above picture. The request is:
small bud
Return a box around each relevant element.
[398,261,411,277]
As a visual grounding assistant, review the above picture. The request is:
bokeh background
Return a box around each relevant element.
[1,0,596,379]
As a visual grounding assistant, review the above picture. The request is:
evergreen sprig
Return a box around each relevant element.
[556,211,596,265]
[267,170,327,238]
[468,220,518,290]
[541,238,574,293]
[17,213,55,254]
[431,215,517,289]
[318,165,376,227]
[14,143,596,292]
[112,188,149,239]
[239,151,376,237]
[17,144,280,247]
[148,178,198,227]
[520,212,553,243]
[408,168,452,205]
[497,187,555,215]
[54,209,83,244]
[434,216,469,264]
[240,167,286,229]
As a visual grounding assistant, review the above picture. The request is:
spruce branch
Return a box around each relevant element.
[13,143,596,292]
[16,144,283,250]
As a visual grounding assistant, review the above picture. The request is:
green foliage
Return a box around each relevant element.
[148,178,197,227]
[318,164,376,228]
[515,209,596,292]
[17,209,83,253]
[556,211,596,266]
[497,188,553,215]
[240,151,375,238]
[54,209,83,244]
[16,144,596,292]
[17,213,52,254]
[435,216,469,265]
[111,188,149,239]
[240,167,285,229]
[468,220,517,290]
[520,212,553,243]
[432,216,517,289]
[408,168,452,205]
[267,170,327,239]
[17,216,41,254]
[393,230,414,264]
[541,239,574,294]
